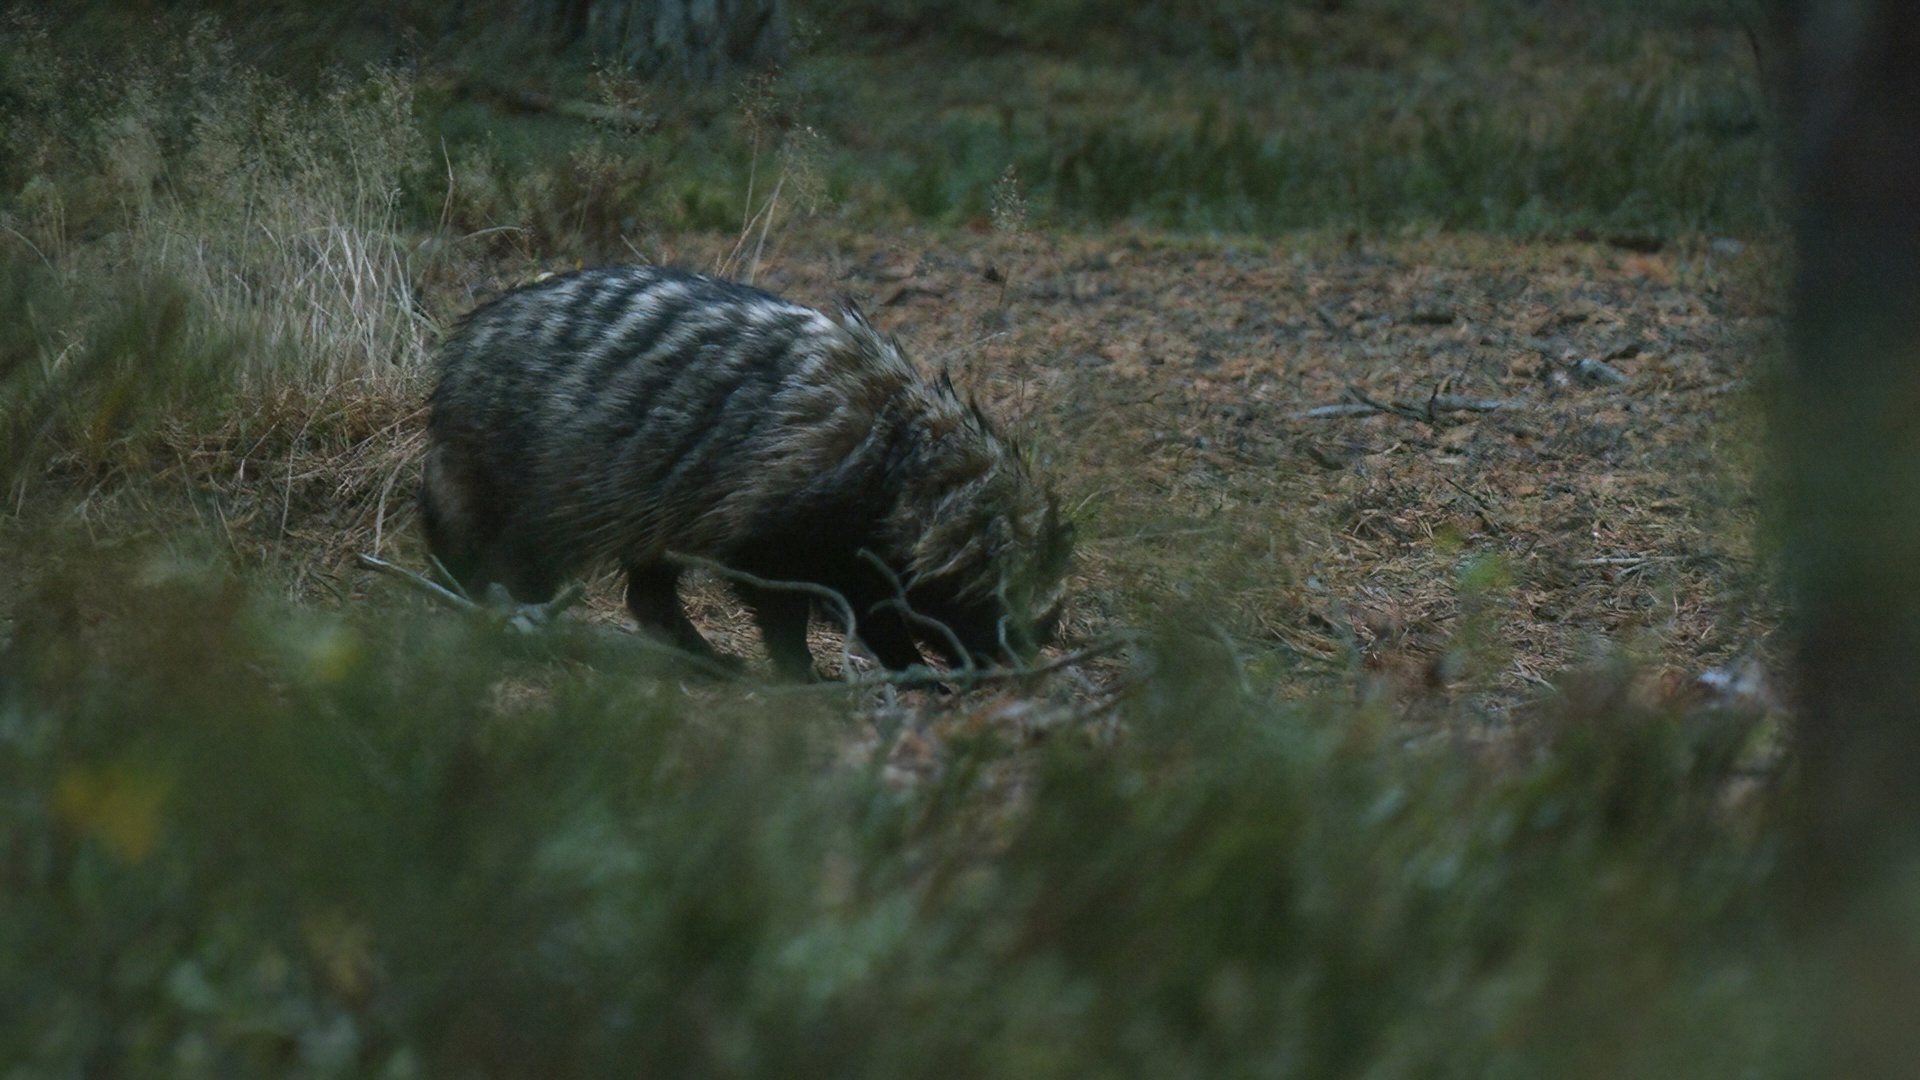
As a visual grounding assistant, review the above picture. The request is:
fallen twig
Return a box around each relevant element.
[358,553,480,611]
[1568,356,1630,386]
[1442,477,1506,535]
[356,553,1138,691]
[857,548,975,673]
[1301,387,1513,421]
[664,551,863,682]
[358,553,744,675]
[357,552,585,631]
[786,632,1144,693]
[1303,403,1382,419]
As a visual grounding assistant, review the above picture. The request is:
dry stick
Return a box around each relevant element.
[1442,476,1505,536]
[855,548,975,673]
[663,551,863,683]
[425,554,470,600]
[356,553,587,626]
[356,554,1135,692]
[1303,402,1382,419]
[784,633,1143,693]
[1423,393,1514,413]
[358,552,481,611]
[669,553,1137,692]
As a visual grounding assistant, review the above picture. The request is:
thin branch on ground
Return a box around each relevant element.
[356,553,585,630]
[425,554,470,601]
[358,552,478,611]
[1302,387,1513,421]
[1442,476,1506,535]
[663,551,863,682]
[856,548,974,673]
[357,552,741,675]
[785,632,1144,693]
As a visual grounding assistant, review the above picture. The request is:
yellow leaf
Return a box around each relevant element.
[304,910,377,1004]
[53,763,172,864]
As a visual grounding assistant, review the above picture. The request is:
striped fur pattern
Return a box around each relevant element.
[421,265,1072,677]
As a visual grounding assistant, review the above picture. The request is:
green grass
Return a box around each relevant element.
[411,41,1779,245]
[2,3,1781,270]
[819,50,1777,236]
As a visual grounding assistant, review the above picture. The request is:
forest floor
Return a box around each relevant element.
[729,227,1782,719]
[31,224,1783,746]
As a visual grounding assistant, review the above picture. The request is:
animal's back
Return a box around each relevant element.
[422,265,918,595]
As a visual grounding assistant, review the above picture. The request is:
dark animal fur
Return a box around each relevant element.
[420,265,1071,677]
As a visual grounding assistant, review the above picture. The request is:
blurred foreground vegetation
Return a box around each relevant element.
[0,3,1808,1077]
[2,542,1794,1076]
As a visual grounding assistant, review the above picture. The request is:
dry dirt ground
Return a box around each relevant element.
[61,227,1780,733]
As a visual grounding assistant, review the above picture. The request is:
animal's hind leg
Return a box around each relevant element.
[854,605,927,673]
[625,562,740,671]
[736,584,819,681]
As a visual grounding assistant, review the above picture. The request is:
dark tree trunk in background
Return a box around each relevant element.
[1785,0,1920,901]
[520,0,786,79]
[1785,0,1920,1068]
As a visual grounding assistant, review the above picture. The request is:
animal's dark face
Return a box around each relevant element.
[910,582,1064,669]
[910,593,1011,668]
[911,504,1073,669]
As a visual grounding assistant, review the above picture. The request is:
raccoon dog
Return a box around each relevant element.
[420,265,1072,678]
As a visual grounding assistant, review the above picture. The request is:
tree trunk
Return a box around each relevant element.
[520,0,787,79]
[1785,0,1920,906]
[1784,0,1920,1068]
